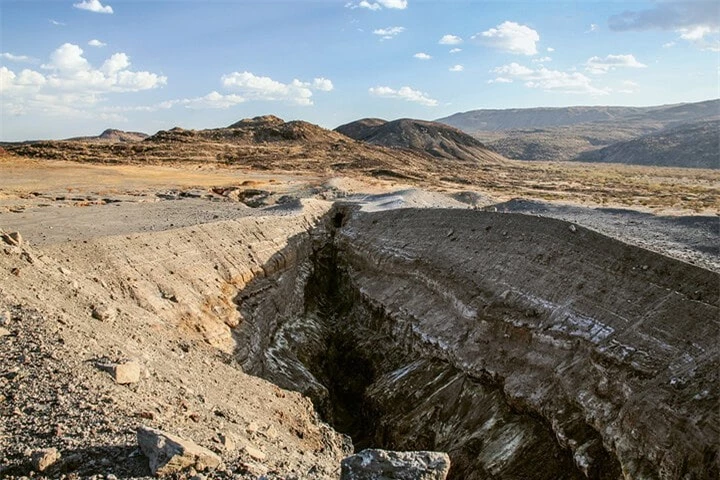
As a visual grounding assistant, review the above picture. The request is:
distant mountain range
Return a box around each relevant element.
[67,129,149,143]
[334,118,504,164]
[435,99,719,168]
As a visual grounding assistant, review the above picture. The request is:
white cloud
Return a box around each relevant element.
[532,56,552,63]
[489,62,609,95]
[547,47,555,52]
[475,21,540,55]
[587,23,599,32]
[449,48,462,54]
[0,52,34,63]
[50,19,66,26]
[312,77,334,91]
[88,39,107,47]
[414,52,432,60]
[439,34,463,45]
[369,85,438,106]
[487,77,512,84]
[346,0,407,10]
[662,41,676,48]
[2,43,166,117]
[678,25,716,41]
[180,91,245,110]
[221,71,333,106]
[73,0,113,14]
[585,54,647,74]
[373,26,405,40]
[449,64,464,72]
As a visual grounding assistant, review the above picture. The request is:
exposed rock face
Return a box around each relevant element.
[340,449,450,480]
[136,426,222,476]
[235,206,719,480]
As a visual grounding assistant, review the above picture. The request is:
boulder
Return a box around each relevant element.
[112,361,141,384]
[31,448,61,472]
[340,449,450,480]
[137,426,222,476]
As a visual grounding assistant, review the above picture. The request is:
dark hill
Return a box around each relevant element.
[335,118,504,163]
[575,119,720,169]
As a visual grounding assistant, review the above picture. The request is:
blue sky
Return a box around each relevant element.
[1,0,718,140]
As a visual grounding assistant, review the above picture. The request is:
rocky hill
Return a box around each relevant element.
[335,118,504,163]
[67,129,149,143]
[576,119,720,168]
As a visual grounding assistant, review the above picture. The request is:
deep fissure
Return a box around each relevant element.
[234,208,625,479]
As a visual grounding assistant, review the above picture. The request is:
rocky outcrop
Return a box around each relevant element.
[234,206,719,479]
[340,449,450,480]
[136,426,222,476]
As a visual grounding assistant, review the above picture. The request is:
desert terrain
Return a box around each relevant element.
[0,115,718,479]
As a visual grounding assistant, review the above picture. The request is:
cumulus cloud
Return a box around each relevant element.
[2,43,166,117]
[449,64,464,72]
[369,85,438,106]
[73,0,113,14]
[585,54,647,74]
[88,39,106,47]
[547,47,555,52]
[414,52,432,60]
[221,71,333,106]
[608,1,719,49]
[532,56,552,63]
[587,23,599,32]
[346,0,408,10]
[489,62,609,95]
[439,34,463,45]
[662,41,676,48]
[474,21,540,55]
[373,26,405,40]
[449,48,462,53]
[0,52,34,63]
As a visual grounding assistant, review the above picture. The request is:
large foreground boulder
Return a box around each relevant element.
[136,426,222,476]
[340,449,450,480]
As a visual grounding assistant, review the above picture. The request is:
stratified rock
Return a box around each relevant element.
[137,426,222,476]
[340,449,450,480]
[112,361,141,384]
[31,447,61,472]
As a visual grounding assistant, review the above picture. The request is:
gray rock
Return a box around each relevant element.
[31,447,61,472]
[340,449,450,480]
[137,425,222,476]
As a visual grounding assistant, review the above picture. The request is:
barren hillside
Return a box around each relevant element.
[335,118,503,163]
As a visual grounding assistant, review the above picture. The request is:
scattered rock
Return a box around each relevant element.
[31,447,61,472]
[242,442,266,461]
[92,304,116,322]
[219,432,236,452]
[340,449,450,480]
[569,224,577,233]
[1,231,22,246]
[0,327,10,337]
[136,425,222,476]
[112,361,141,384]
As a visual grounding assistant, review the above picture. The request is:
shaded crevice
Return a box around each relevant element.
[236,207,623,479]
